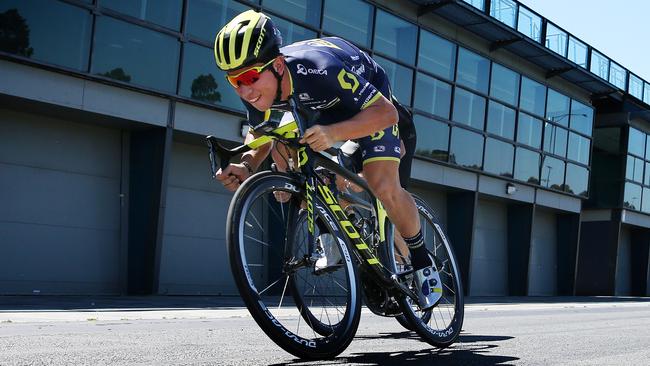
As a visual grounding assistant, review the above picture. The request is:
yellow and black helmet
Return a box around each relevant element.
[214,10,282,71]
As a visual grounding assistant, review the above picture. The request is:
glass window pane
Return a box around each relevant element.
[629,74,644,100]
[646,136,650,160]
[484,138,514,177]
[565,163,589,197]
[463,0,485,11]
[490,0,517,28]
[486,101,516,139]
[645,83,650,105]
[540,156,565,190]
[517,112,542,148]
[545,22,567,57]
[569,100,594,136]
[414,114,449,161]
[568,36,587,68]
[609,62,626,89]
[517,6,542,42]
[456,48,489,94]
[520,77,546,117]
[99,0,182,30]
[514,147,540,184]
[590,50,609,80]
[273,16,317,44]
[624,182,642,210]
[418,30,456,81]
[0,1,92,71]
[414,73,452,119]
[642,187,650,214]
[373,10,417,65]
[490,63,519,106]
[567,132,590,165]
[323,0,373,47]
[452,88,486,130]
[450,127,484,169]
[646,162,650,186]
[180,42,244,111]
[375,55,413,106]
[546,89,570,126]
[263,0,321,27]
[628,127,645,157]
[543,123,568,158]
[92,17,180,93]
[625,155,644,183]
[187,0,250,43]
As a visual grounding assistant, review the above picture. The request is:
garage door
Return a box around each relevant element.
[470,199,508,296]
[615,226,632,296]
[158,141,235,295]
[528,209,557,295]
[0,109,122,294]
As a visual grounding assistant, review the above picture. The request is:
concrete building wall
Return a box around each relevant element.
[616,226,632,296]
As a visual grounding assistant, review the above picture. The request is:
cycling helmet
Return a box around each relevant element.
[214,10,282,71]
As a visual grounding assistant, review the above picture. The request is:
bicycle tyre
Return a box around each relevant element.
[227,171,361,359]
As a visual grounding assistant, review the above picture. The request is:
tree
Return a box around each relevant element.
[0,8,34,57]
[191,74,221,103]
[100,67,132,82]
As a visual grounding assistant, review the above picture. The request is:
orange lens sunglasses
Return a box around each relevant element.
[225,59,276,88]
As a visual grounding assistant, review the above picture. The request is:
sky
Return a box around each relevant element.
[518,0,650,82]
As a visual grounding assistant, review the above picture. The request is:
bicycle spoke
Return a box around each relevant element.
[259,277,285,295]
[244,234,270,247]
[278,275,290,310]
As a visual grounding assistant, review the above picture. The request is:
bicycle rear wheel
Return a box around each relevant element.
[392,194,464,348]
[227,171,361,359]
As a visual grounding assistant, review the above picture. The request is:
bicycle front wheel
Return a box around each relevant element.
[227,171,361,359]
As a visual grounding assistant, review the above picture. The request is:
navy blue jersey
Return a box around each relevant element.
[244,37,391,126]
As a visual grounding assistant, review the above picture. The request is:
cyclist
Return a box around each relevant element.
[213,10,439,309]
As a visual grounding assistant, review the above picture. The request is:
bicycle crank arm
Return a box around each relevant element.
[390,274,419,303]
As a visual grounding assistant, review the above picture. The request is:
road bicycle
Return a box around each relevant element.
[206,95,464,359]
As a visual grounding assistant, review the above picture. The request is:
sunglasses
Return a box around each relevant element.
[225,59,276,88]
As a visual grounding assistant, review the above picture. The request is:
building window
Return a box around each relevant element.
[373,10,417,65]
[629,74,644,100]
[450,127,484,170]
[540,156,565,190]
[92,16,180,93]
[567,132,590,165]
[565,163,589,197]
[186,0,250,43]
[517,112,542,149]
[546,89,570,126]
[645,162,650,186]
[180,42,244,111]
[263,0,322,27]
[628,127,645,157]
[624,182,642,210]
[375,55,413,106]
[642,188,650,213]
[626,155,644,183]
[517,6,541,42]
[567,36,587,68]
[0,1,92,71]
[490,0,517,28]
[484,138,514,177]
[519,77,546,117]
[490,63,520,106]
[452,88,486,130]
[322,0,373,48]
[569,100,594,137]
[418,30,456,81]
[414,73,452,119]
[645,83,650,105]
[514,147,540,184]
[545,22,567,57]
[272,16,318,44]
[463,0,485,11]
[414,114,449,162]
[456,48,490,94]
[486,101,516,140]
[590,50,609,81]
[543,123,568,158]
[99,0,183,30]
[608,62,626,89]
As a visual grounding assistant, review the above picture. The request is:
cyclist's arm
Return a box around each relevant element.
[321,95,397,141]
[240,129,272,172]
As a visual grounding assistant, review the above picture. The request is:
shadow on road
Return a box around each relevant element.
[270,332,518,366]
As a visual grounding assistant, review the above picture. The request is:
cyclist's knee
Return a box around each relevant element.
[367,176,402,207]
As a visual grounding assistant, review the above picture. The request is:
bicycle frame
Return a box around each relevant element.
[206,97,418,302]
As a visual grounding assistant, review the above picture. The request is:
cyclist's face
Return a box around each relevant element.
[229,59,280,111]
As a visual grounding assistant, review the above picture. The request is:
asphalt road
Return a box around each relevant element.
[1,297,649,365]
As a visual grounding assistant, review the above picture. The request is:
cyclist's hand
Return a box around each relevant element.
[215,163,250,191]
[300,125,334,152]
